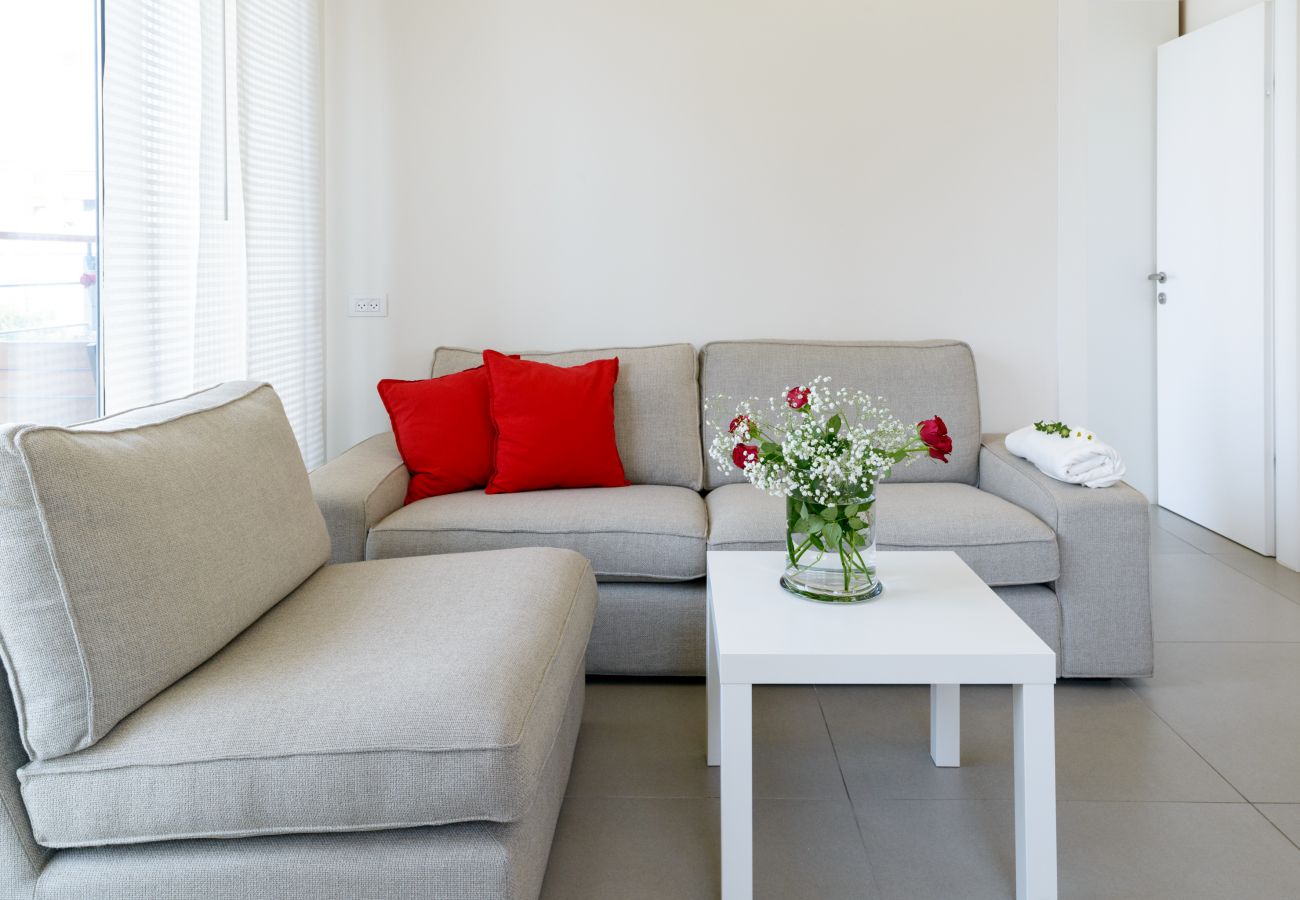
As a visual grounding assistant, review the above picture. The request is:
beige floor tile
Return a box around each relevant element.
[540,797,719,900]
[853,799,1015,900]
[853,799,1300,900]
[1058,801,1300,900]
[1151,507,1253,555]
[1257,803,1300,847]
[752,686,851,801]
[753,798,881,900]
[539,796,880,900]
[1150,553,1300,642]
[1129,643,1300,802]
[1212,547,1300,604]
[1150,522,1200,554]
[819,682,1239,803]
[566,680,718,799]
[566,682,845,800]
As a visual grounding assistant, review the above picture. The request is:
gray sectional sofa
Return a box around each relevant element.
[315,339,1153,680]
[0,339,1151,898]
[0,383,596,898]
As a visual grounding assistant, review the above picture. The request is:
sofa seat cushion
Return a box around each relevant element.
[706,482,1059,587]
[18,548,597,848]
[366,485,708,583]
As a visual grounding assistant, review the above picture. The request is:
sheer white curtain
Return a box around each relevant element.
[102,0,323,466]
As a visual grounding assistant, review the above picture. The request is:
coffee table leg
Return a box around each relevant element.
[1013,683,1058,900]
[929,683,960,767]
[720,682,753,900]
[706,600,720,766]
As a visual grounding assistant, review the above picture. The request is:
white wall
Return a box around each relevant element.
[1183,0,1263,31]
[1057,0,1179,500]
[323,0,1060,458]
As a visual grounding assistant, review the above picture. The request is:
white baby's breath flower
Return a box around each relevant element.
[706,376,937,501]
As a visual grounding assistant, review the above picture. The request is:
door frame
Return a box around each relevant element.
[1274,0,1299,570]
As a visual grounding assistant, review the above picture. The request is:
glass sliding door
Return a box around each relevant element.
[0,0,101,424]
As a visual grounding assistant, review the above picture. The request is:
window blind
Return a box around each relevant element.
[101,0,322,466]
[236,0,323,467]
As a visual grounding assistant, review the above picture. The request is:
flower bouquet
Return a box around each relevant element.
[708,377,952,602]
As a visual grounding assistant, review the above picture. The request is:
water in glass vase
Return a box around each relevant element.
[781,492,882,603]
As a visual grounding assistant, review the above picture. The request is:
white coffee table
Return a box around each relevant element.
[706,550,1058,900]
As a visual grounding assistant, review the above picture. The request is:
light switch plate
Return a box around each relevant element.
[348,295,387,317]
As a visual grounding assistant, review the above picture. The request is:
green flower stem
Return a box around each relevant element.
[785,493,877,594]
[789,534,819,568]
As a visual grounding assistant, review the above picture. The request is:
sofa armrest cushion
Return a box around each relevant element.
[310,433,409,563]
[978,435,1152,677]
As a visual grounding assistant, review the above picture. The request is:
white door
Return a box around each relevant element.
[1156,3,1274,555]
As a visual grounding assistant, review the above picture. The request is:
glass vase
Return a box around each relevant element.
[780,490,881,603]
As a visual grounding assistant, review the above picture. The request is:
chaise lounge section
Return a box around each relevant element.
[0,383,595,898]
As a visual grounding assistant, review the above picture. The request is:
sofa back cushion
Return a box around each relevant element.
[0,382,330,761]
[432,344,703,490]
[700,340,981,489]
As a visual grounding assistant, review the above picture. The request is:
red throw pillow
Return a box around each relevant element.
[483,349,629,493]
[378,366,500,504]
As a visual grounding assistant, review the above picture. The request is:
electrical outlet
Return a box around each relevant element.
[348,295,388,317]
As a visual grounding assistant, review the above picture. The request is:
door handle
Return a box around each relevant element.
[1148,272,1167,283]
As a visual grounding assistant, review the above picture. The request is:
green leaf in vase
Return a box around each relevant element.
[824,522,843,543]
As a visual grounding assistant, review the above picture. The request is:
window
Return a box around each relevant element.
[0,1,101,425]
[0,0,324,462]
[101,0,324,465]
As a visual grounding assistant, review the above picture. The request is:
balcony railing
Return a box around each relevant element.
[0,231,100,425]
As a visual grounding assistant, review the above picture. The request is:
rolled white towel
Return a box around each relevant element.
[1004,425,1126,489]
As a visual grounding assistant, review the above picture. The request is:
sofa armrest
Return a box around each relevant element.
[309,433,409,563]
[978,434,1152,677]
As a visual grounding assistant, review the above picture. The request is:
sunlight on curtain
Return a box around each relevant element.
[237,0,323,467]
[102,0,322,466]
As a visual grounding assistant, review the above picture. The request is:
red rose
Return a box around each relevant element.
[732,443,759,469]
[918,415,952,463]
[729,414,754,438]
[786,386,810,409]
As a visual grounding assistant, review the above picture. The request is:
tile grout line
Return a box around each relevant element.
[1252,804,1300,852]
[1118,680,1250,805]
[1207,553,1300,608]
[813,684,887,900]
[1154,510,1300,606]
[1151,509,1244,554]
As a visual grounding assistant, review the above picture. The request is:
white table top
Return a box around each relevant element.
[707,551,1056,685]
